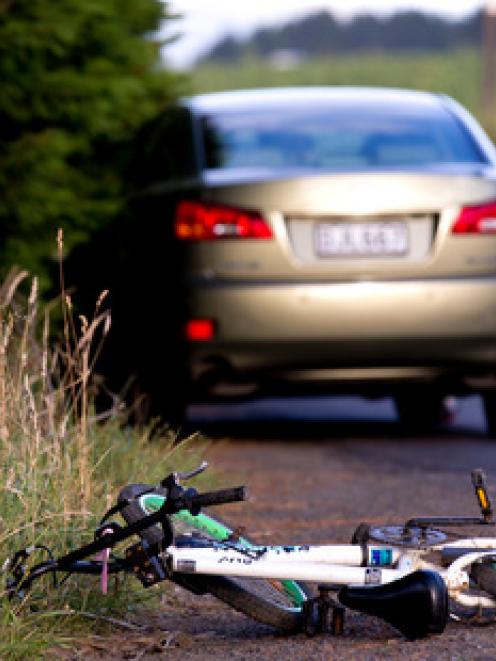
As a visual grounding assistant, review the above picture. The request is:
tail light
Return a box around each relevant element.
[175,200,273,240]
[185,319,215,341]
[452,201,496,234]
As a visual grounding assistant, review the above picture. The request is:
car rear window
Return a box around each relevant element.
[201,102,487,170]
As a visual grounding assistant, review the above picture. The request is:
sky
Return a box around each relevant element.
[163,0,486,69]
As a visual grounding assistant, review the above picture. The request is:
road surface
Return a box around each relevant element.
[81,396,496,659]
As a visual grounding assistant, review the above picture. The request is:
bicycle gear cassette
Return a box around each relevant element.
[369,525,447,548]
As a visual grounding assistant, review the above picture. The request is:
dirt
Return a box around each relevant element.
[57,423,496,660]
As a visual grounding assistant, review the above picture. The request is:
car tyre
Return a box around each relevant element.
[394,389,447,432]
[483,390,496,439]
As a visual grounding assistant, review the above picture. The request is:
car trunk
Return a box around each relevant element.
[196,169,496,281]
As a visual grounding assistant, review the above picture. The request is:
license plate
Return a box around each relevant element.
[315,221,408,257]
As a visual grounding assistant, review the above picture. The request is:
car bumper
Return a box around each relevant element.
[186,277,496,388]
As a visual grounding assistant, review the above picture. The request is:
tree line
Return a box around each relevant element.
[203,10,483,63]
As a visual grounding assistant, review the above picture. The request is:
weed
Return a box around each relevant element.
[0,234,206,657]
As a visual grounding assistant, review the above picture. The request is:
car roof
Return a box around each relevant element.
[185,87,447,114]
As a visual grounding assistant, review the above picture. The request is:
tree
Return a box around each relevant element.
[0,0,181,289]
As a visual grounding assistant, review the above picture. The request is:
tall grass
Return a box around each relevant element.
[0,237,205,658]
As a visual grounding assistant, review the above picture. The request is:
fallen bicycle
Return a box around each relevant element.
[5,463,496,640]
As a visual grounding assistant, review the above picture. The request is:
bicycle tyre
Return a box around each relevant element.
[118,483,310,631]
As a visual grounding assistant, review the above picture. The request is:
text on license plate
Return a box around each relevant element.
[315,222,408,257]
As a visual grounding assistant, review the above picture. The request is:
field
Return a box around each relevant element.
[189,49,495,138]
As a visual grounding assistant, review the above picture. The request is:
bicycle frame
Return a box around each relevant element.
[170,543,404,583]
[167,537,496,610]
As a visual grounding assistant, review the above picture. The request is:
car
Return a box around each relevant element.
[135,87,496,434]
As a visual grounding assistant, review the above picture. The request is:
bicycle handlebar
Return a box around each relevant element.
[58,484,246,566]
[5,482,247,598]
[189,486,247,509]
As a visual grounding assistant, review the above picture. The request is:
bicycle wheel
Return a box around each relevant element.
[118,483,310,631]
[471,560,496,595]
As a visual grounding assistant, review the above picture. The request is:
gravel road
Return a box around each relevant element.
[75,397,496,660]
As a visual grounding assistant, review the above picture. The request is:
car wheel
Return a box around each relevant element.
[483,390,496,438]
[394,389,447,432]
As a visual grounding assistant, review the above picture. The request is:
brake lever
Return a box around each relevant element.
[177,461,208,482]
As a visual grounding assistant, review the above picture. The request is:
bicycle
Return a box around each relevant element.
[4,464,496,641]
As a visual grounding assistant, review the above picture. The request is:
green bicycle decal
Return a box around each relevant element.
[140,493,307,607]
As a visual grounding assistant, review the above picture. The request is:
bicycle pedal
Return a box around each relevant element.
[319,585,345,635]
[124,540,168,587]
[472,469,494,523]
[302,586,345,637]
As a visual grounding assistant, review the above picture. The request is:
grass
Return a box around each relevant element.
[0,235,208,659]
[189,48,496,139]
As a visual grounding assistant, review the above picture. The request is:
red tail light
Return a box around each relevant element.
[185,319,215,341]
[175,200,273,240]
[452,201,496,234]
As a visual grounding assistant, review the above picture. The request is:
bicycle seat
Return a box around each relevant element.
[338,570,448,640]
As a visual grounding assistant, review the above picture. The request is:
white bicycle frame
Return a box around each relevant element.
[168,537,496,610]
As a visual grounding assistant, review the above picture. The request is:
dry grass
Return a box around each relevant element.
[0,234,206,659]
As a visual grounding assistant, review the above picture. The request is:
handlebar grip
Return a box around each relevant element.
[191,486,247,509]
